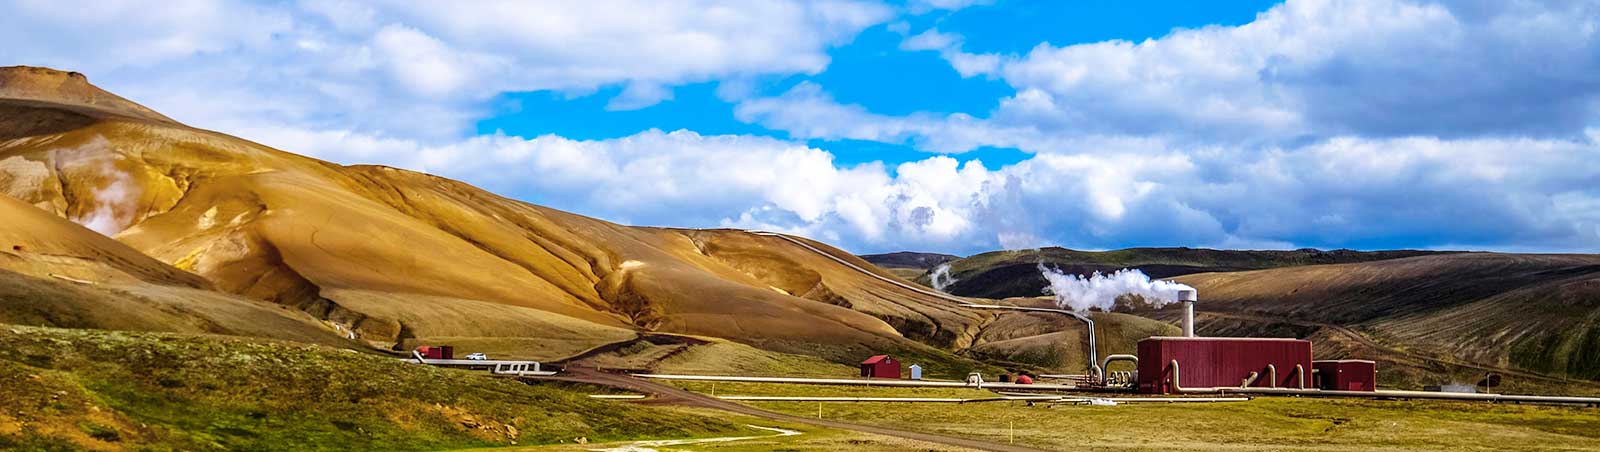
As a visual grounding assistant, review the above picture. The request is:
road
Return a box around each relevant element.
[531,368,1054,452]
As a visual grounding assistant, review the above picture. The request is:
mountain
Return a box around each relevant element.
[0,66,1143,376]
[0,187,352,347]
[1158,253,1600,392]
[858,251,959,280]
[931,246,1447,298]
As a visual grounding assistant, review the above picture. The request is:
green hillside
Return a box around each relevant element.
[0,325,739,451]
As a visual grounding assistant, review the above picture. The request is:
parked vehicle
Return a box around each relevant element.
[465,352,488,360]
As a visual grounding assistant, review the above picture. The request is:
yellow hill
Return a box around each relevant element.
[1,66,1082,374]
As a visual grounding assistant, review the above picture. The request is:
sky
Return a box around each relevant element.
[4,0,1599,255]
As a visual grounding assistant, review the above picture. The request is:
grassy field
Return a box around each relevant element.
[0,325,747,451]
[476,407,977,452]
[665,381,1600,451]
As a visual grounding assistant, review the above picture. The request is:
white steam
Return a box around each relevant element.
[1039,264,1194,312]
[63,137,139,237]
[929,263,957,293]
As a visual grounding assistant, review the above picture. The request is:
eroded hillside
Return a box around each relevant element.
[0,66,1062,373]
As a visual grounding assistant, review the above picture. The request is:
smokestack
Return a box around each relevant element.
[1178,288,1198,337]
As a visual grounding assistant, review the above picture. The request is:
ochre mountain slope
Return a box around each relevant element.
[1171,253,1600,382]
[0,66,1014,369]
[0,192,351,346]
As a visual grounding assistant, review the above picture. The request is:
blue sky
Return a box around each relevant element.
[476,0,1281,168]
[5,0,1599,255]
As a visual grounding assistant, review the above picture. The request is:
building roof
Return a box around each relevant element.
[861,355,893,364]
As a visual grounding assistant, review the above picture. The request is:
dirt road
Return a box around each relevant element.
[531,368,1052,452]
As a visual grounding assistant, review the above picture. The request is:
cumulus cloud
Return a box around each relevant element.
[0,0,894,140]
[251,125,1600,254]
[745,0,1600,151]
[5,0,1597,254]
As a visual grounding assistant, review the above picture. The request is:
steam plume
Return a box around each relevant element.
[63,137,139,236]
[1039,264,1194,312]
[929,263,957,292]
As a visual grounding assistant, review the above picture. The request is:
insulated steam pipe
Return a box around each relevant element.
[746,231,1112,381]
[963,303,1099,378]
[1266,364,1277,388]
[1163,360,1600,406]
[1177,288,1198,337]
[1241,371,1260,388]
[1099,354,1139,385]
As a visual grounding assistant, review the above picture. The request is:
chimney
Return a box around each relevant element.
[1178,288,1198,337]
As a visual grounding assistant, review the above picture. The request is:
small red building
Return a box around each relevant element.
[1137,337,1313,394]
[1313,359,1376,391]
[860,355,901,379]
[416,345,454,360]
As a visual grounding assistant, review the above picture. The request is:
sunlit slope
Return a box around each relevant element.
[0,193,350,346]
[0,193,205,287]
[1174,253,1600,381]
[0,66,997,366]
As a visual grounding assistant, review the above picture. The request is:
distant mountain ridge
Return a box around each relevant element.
[859,251,960,270]
[927,246,1448,298]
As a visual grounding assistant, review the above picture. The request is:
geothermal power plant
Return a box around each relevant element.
[1133,288,1352,394]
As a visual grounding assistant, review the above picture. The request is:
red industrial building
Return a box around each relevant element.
[416,345,454,360]
[1137,337,1313,394]
[1314,359,1377,391]
[860,355,901,379]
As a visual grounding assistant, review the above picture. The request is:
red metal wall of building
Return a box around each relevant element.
[1137,337,1313,394]
[860,356,901,379]
[1313,360,1376,391]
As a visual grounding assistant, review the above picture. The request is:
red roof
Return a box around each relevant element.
[861,355,892,364]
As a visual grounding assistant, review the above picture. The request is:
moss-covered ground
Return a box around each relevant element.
[0,325,743,451]
[670,381,1600,451]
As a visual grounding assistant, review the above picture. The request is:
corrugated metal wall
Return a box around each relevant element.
[1314,360,1376,391]
[1137,337,1313,394]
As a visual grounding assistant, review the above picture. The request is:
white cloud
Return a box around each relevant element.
[6,0,1598,255]
[746,0,1600,152]
[899,28,999,77]
[907,0,993,14]
[252,124,1600,254]
[0,0,894,140]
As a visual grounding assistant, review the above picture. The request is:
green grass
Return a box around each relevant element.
[0,325,743,451]
[668,381,1600,451]
[466,407,976,452]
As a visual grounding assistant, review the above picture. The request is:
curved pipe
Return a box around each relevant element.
[1240,371,1260,388]
[1099,354,1138,385]
[964,304,1100,378]
[1266,364,1277,388]
[748,231,1106,381]
[1294,364,1306,390]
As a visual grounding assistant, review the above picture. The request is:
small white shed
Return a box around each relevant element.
[908,364,923,380]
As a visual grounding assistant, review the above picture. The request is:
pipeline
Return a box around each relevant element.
[1169,360,1600,406]
[747,231,1105,379]
[1099,354,1138,385]
[1240,371,1260,388]
[635,373,1079,391]
[716,395,1065,403]
[963,304,1100,378]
